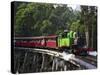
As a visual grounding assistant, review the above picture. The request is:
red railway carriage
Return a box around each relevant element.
[14,35,58,48]
[15,36,44,47]
[14,35,94,55]
[45,35,57,48]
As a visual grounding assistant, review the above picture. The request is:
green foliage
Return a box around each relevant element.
[70,20,85,33]
[14,2,80,36]
[40,20,52,35]
[70,20,80,31]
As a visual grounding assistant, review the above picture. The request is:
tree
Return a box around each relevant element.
[80,6,97,50]
[15,2,78,36]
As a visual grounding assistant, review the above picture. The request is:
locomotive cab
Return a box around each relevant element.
[58,30,72,52]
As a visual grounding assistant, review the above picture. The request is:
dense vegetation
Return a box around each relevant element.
[14,2,97,50]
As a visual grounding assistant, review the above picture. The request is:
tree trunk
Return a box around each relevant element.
[92,24,94,48]
[85,31,89,47]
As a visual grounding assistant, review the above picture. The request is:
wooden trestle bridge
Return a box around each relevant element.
[14,47,97,73]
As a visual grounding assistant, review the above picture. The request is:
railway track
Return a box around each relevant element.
[75,55,97,67]
[86,55,97,62]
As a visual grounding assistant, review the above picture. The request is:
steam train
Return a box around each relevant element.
[14,30,93,55]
